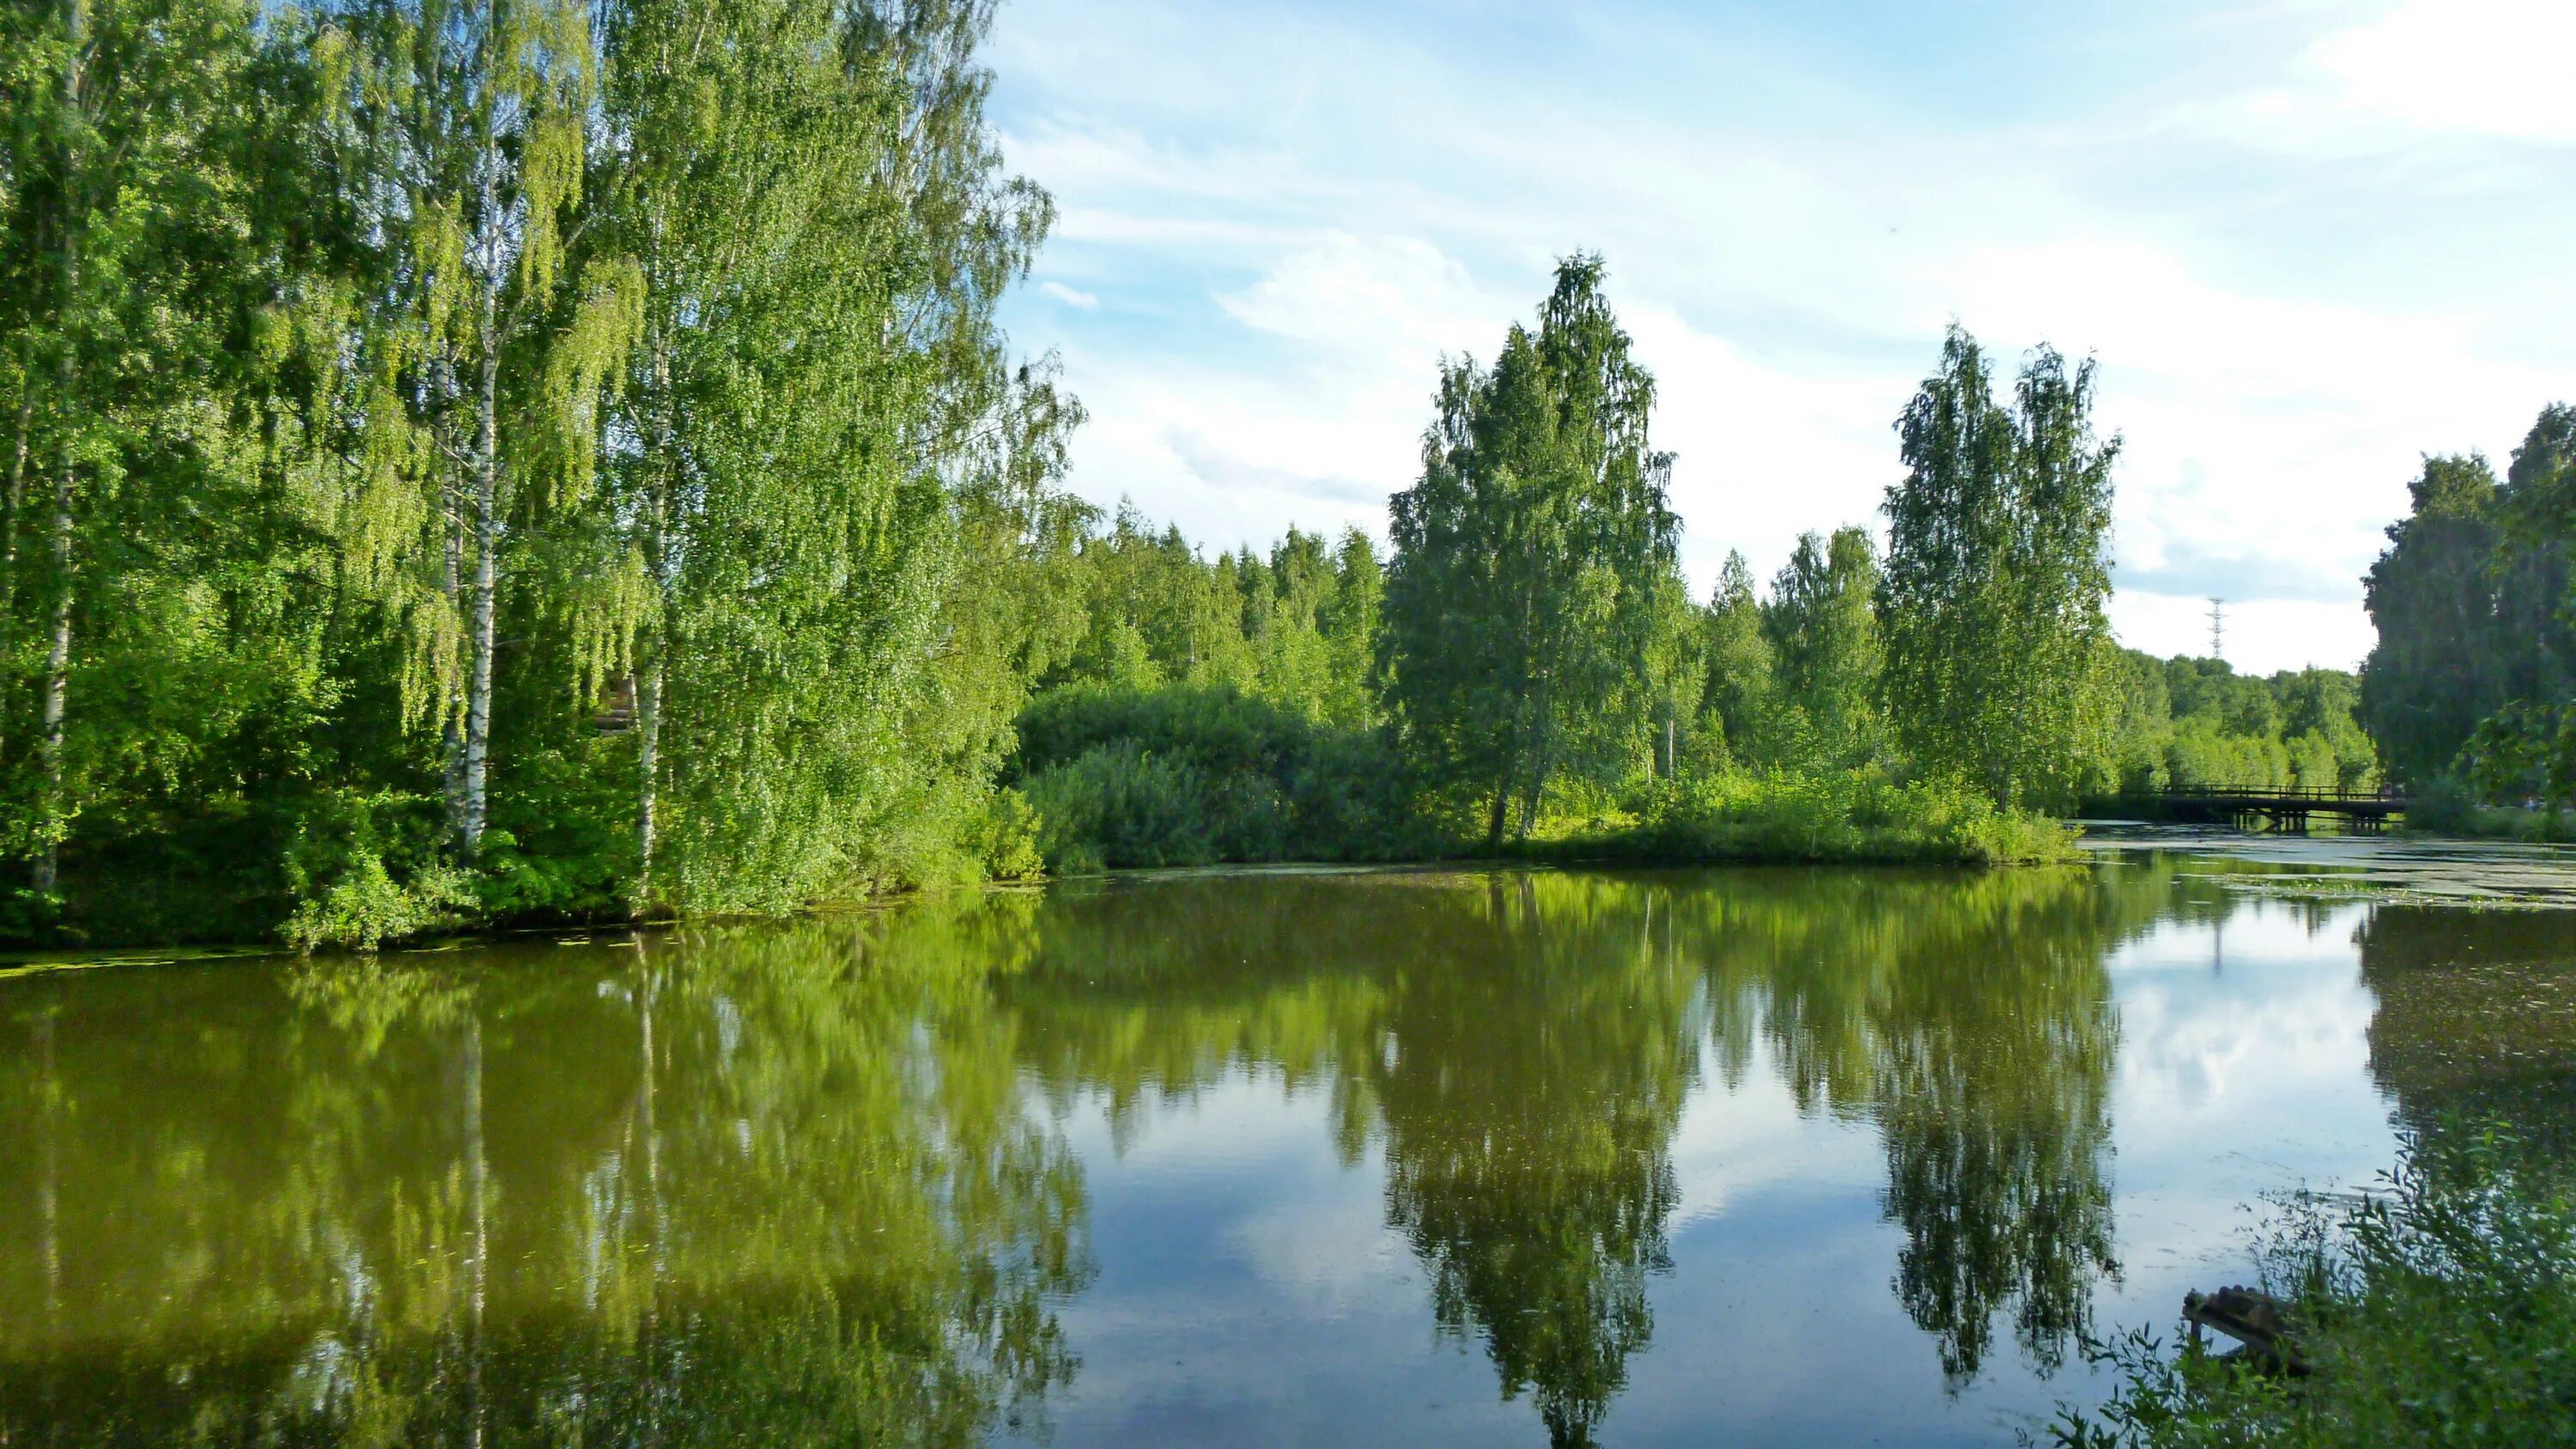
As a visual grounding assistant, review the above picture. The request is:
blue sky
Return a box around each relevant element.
[985,0,2575,674]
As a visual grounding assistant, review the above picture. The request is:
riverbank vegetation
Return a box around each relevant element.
[7,0,2508,952]
[2051,1125,2576,1449]
[0,0,2116,950]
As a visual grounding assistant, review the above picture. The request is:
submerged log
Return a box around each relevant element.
[2183,1286,2311,1375]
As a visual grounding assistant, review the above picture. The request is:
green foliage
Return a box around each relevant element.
[1591,771,2079,867]
[283,851,472,953]
[279,788,470,950]
[2089,653,2380,801]
[2457,700,2576,810]
[1382,254,1686,846]
[1697,551,1784,770]
[2050,1125,2576,1449]
[1014,683,1427,870]
[0,0,1080,943]
[1761,526,1885,770]
[2361,414,2576,797]
[1881,326,2118,810]
[8,9,2203,961]
[2362,454,2518,785]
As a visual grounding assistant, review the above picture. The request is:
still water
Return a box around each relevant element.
[4,846,2573,1446]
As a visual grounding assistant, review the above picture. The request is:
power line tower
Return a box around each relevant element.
[2208,597,2226,663]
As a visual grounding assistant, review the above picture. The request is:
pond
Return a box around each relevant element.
[5,843,2573,1446]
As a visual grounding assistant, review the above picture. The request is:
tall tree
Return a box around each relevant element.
[1698,551,1778,771]
[592,0,835,905]
[1880,327,2117,808]
[604,0,1066,911]
[0,0,295,895]
[1763,525,1883,770]
[1319,527,1383,728]
[1383,255,1682,845]
[331,0,625,858]
[2497,404,2576,708]
[2359,454,2508,785]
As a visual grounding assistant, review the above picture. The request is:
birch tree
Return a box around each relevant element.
[1880,327,2117,809]
[1384,255,1682,845]
[331,0,630,858]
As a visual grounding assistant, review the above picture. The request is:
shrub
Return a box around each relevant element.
[1024,742,1253,870]
[283,852,474,953]
[2405,774,2480,834]
[2049,1124,2576,1449]
[279,789,468,951]
[969,786,1048,882]
[1012,683,1430,870]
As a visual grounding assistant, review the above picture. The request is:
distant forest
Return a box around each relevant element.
[0,1,2563,949]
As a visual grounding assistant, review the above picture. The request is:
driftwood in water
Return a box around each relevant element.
[2184,1286,2312,1375]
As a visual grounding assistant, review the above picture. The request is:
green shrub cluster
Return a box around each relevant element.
[2398,776,2576,844]
[2051,1125,2576,1449]
[1012,684,1432,871]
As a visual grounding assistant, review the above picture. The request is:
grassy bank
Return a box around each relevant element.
[15,687,2090,955]
[2050,1125,2576,1448]
[1520,772,2081,868]
[1012,687,2081,874]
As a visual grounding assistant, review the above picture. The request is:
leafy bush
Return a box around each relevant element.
[283,852,474,953]
[2405,774,2481,834]
[2050,1124,2576,1449]
[1012,683,1431,870]
[2457,700,2576,811]
[2399,773,2576,843]
[280,790,471,951]
[477,741,639,919]
[969,786,1048,882]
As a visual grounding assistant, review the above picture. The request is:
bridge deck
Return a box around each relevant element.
[2141,785,2409,825]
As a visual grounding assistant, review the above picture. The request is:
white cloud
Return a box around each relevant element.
[1218,233,1496,361]
[2312,0,2576,142]
[1039,280,1101,309]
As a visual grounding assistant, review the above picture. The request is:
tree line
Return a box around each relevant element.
[1011,270,2369,870]
[0,1,2397,949]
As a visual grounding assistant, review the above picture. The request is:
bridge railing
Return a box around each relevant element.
[2147,782,2403,805]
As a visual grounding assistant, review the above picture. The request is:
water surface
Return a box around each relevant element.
[5,846,2573,1446]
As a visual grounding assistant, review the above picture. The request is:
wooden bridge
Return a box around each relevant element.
[2142,783,2409,831]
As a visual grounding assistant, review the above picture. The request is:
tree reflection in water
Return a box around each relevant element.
[1369,875,1698,1448]
[2359,904,2576,1157]
[0,912,1093,1446]
[1002,864,2160,1438]
[1,862,2187,1446]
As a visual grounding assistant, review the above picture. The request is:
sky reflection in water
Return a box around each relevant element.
[3,852,2570,1447]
